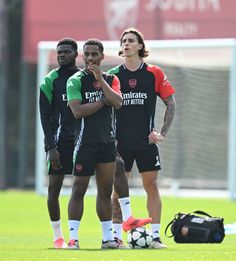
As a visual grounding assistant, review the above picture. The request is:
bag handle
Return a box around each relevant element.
[192,210,212,218]
[165,210,212,238]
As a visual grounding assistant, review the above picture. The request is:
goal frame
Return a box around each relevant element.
[35,39,236,199]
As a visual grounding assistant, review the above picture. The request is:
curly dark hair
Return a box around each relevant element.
[57,38,78,51]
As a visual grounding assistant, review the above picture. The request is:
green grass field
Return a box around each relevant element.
[0,191,235,261]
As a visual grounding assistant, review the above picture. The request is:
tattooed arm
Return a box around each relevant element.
[148,95,176,144]
[160,95,176,137]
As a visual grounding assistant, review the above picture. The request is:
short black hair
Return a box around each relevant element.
[57,38,78,51]
[83,38,104,53]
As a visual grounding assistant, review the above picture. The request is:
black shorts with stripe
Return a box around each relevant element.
[73,142,116,176]
[118,144,161,173]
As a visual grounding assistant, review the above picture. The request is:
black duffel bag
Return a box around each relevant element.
[165,210,225,243]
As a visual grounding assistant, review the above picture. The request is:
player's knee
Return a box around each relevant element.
[98,186,113,198]
[48,183,61,197]
[115,156,125,176]
[72,180,88,199]
[143,180,159,193]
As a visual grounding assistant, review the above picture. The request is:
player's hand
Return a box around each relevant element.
[47,147,62,170]
[148,130,165,144]
[87,64,103,81]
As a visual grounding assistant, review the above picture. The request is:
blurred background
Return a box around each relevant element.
[0,0,236,196]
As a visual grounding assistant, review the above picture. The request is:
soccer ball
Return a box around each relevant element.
[127,226,153,249]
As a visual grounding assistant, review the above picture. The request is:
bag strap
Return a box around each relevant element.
[165,213,191,238]
[165,217,176,238]
[165,210,212,238]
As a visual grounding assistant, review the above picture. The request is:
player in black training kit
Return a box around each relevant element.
[66,38,122,250]
[39,38,79,249]
[108,28,176,249]
[66,39,151,250]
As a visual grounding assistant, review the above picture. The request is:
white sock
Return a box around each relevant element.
[68,220,80,241]
[101,220,113,242]
[113,223,123,240]
[118,197,132,221]
[50,220,63,241]
[151,224,161,239]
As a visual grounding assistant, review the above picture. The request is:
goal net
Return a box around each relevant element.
[35,39,236,199]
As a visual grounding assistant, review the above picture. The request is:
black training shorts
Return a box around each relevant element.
[47,141,75,175]
[73,142,116,176]
[118,144,161,173]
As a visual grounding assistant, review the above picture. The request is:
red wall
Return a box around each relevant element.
[23,0,236,62]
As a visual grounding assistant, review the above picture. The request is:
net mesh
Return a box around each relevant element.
[137,46,230,189]
[155,66,229,189]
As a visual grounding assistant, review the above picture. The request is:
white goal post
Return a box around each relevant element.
[35,39,236,199]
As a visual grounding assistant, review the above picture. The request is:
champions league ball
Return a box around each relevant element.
[127,227,153,249]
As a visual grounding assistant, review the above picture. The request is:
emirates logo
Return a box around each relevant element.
[129,79,137,88]
[93,81,101,90]
[75,164,83,172]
